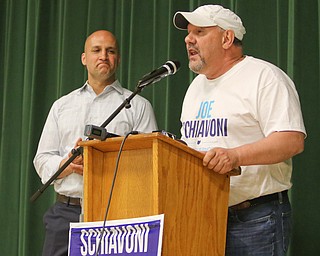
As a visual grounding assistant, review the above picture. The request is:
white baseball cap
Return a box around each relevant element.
[173,5,246,40]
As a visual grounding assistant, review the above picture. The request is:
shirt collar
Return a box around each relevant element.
[79,80,124,95]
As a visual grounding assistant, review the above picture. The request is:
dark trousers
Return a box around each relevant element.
[42,202,81,256]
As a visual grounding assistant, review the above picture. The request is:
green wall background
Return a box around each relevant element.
[0,0,319,255]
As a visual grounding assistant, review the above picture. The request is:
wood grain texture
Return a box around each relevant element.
[80,133,231,255]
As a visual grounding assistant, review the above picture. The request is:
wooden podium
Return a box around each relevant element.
[79,133,231,256]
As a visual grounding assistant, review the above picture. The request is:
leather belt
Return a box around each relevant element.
[229,190,288,211]
[56,193,81,206]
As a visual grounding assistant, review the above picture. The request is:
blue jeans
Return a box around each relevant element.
[226,197,292,256]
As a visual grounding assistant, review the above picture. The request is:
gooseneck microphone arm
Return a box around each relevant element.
[30,60,180,202]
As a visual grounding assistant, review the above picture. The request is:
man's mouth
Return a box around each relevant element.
[188,48,199,59]
[98,62,109,67]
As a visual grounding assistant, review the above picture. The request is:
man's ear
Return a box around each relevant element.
[81,53,86,66]
[222,30,235,49]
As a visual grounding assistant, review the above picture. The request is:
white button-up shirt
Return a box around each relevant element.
[33,80,158,198]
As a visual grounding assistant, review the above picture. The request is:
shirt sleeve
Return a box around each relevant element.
[33,102,66,184]
[257,70,306,137]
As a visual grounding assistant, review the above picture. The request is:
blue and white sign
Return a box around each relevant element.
[68,214,164,256]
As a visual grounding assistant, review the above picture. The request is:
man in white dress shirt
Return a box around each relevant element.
[34,30,158,256]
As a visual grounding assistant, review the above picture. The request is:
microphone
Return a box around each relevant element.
[138,60,180,87]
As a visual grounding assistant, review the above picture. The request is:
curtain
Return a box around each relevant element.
[0,0,319,255]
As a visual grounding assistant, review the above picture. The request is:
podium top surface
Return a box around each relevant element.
[79,132,241,176]
[79,132,204,159]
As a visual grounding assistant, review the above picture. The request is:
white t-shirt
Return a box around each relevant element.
[180,56,306,206]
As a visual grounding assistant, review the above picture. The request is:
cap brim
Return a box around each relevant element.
[173,12,189,30]
[173,11,218,30]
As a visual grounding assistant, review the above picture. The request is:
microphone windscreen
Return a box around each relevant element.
[166,60,181,74]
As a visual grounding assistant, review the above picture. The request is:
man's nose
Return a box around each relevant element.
[100,49,109,60]
[185,33,195,44]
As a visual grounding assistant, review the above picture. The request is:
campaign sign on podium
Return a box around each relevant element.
[68,214,164,256]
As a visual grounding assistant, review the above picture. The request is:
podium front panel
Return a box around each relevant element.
[80,134,230,256]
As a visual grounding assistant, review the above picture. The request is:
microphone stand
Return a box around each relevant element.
[30,147,83,202]
[30,84,147,202]
[100,85,143,128]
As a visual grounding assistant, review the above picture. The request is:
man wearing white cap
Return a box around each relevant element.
[173,5,306,255]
